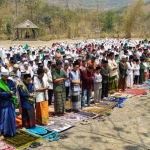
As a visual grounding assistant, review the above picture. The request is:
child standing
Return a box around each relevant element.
[101,60,109,99]
[94,67,102,103]
[134,59,140,84]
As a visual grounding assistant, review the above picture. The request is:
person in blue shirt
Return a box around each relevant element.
[69,61,81,111]
[18,73,35,129]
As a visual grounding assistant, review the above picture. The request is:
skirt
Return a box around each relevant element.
[0,104,16,137]
[70,91,81,111]
[54,92,66,113]
[118,77,126,90]
[36,101,49,125]
[22,105,36,128]
[108,76,118,93]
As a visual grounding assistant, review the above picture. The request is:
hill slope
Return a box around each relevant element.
[46,0,150,11]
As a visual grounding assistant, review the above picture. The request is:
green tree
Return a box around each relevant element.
[123,0,144,38]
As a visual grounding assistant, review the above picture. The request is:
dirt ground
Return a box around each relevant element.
[22,93,150,150]
[1,40,150,150]
[0,39,83,49]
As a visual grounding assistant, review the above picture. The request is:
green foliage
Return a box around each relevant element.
[0,0,149,40]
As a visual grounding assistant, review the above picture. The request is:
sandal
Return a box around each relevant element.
[29,142,39,148]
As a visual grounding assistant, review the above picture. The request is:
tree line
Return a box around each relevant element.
[0,0,149,40]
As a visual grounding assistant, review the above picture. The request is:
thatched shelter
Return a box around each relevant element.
[15,20,39,40]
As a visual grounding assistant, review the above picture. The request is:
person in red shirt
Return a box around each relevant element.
[87,56,96,70]
[81,65,94,108]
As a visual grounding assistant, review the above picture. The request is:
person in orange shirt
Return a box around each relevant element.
[87,56,96,70]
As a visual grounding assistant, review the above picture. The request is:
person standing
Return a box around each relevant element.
[0,68,17,138]
[139,58,145,84]
[81,65,94,108]
[108,52,118,94]
[134,59,140,84]
[69,61,81,111]
[118,55,127,91]
[18,74,35,129]
[43,67,53,106]
[126,55,134,88]
[94,67,102,103]
[101,60,109,99]
[34,68,49,125]
[63,63,70,101]
[52,60,68,115]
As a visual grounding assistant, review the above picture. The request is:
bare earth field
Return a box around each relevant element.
[25,94,150,150]
[0,40,82,49]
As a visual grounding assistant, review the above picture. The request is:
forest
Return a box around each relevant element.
[0,0,150,40]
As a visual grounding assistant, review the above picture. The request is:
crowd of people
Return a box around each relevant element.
[0,38,150,140]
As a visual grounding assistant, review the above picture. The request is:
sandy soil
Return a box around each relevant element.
[24,93,150,150]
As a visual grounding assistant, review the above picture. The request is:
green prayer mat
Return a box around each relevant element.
[4,131,42,149]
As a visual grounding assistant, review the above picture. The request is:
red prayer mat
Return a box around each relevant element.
[0,141,16,150]
[121,88,146,95]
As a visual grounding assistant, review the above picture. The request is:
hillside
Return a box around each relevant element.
[47,0,150,11]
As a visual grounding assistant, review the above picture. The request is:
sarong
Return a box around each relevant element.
[0,104,16,137]
[22,105,36,128]
[108,76,118,93]
[118,77,126,90]
[70,91,81,111]
[36,101,49,125]
[54,92,66,113]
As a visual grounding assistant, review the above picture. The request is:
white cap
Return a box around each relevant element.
[122,55,126,59]
[24,61,28,65]
[1,68,9,76]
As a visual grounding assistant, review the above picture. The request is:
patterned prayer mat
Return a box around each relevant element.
[121,88,146,95]
[4,131,41,149]
[0,141,16,150]
[135,84,150,90]
[45,120,73,133]
[83,101,117,115]
[25,125,58,139]
[75,111,99,119]
[113,93,134,98]
[16,116,22,128]
[60,113,88,124]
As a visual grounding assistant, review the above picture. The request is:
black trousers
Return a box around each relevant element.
[134,75,139,84]
[48,89,53,105]
[66,87,70,100]
[102,82,108,99]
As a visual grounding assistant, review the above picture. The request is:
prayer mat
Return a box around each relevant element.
[16,116,22,128]
[121,88,146,95]
[25,125,58,139]
[4,131,41,149]
[75,111,99,119]
[83,101,117,115]
[112,93,134,98]
[98,101,118,108]
[0,141,15,150]
[45,120,73,133]
[60,113,87,124]
[135,84,150,90]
